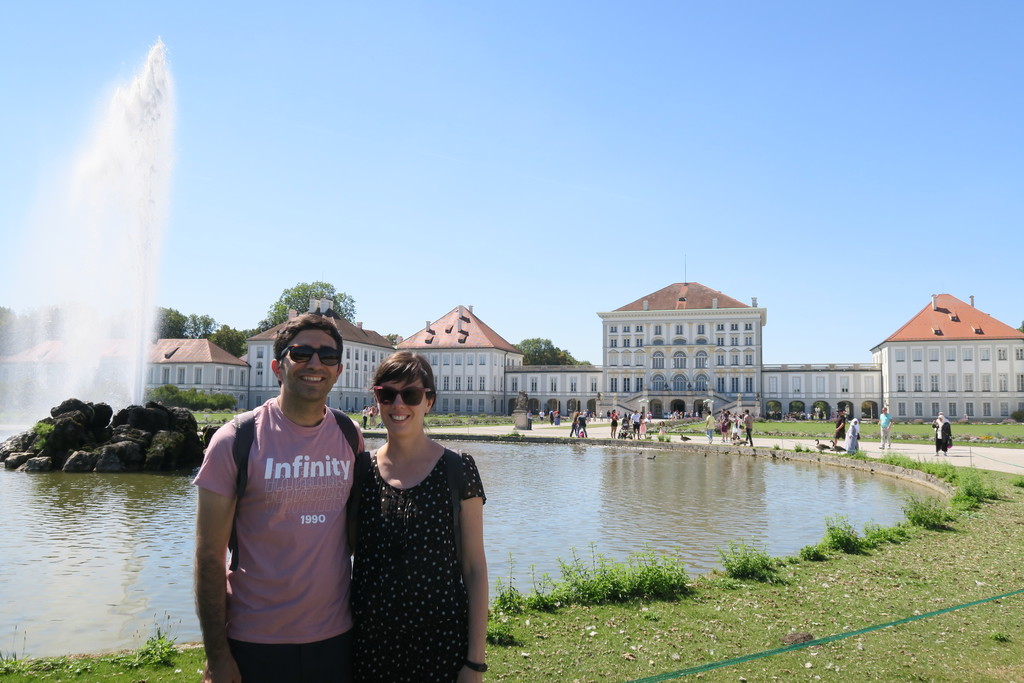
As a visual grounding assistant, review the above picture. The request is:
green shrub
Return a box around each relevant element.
[862,522,912,548]
[1011,477,1024,489]
[486,618,521,646]
[718,541,780,582]
[105,629,177,668]
[145,385,237,411]
[821,515,864,554]
[798,544,829,561]
[953,470,998,505]
[904,497,954,530]
[31,421,54,451]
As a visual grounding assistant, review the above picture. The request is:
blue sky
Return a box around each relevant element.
[2,1,1021,365]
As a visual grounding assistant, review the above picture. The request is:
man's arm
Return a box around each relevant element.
[195,487,241,683]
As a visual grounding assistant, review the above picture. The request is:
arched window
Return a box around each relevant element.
[672,338,687,345]
[673,352,687,369]
[672,374,687,392]
[652,352,665,369]
[695,351,708,368]
[695,375,708,391]
[651,374,666,391]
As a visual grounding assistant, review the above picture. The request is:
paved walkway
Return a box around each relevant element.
[413,420,1024,476]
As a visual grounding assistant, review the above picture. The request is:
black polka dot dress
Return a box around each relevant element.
[352,449,486,682]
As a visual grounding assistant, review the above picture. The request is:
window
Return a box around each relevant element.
[654,325,662,335]
[454,399,461,412]
[652,353,665,369]
[730,337,738,346]
[716,377,726,392]
[840,377,850,393]
[636,325,643,332]
[745,323,753,330]
[865,376,874,392]
[947,349,956,361]
[623,339,631,347]
[622,354,631,366]
[697,324,705,334]
[744,377,754,392]
[623,325,631,333]
[479,354,486,365]
[1018,374,1024,392]
[530,379,537,392]
[467,354,473,365]
[895,350,906,362]
[963,348,973,361]
[982,374,991,392]
[228,369,234,386]
[981,349,990,361]
[948,402,957,417]
[769,376,778,392]
[695,352,708,369]
[914,402,923,417]
[716,324,724,331]
[652,375,665,391]
[731,354,739,366]
[1000,402,1009,417]
[1017,348,1024,361]
[730,323,738,331]
[570,379,577,392]
[931,401,940,416]
[609,326,617,334]
[745,354,753,365]
[431,354,439,365]
[745,336,753,345]
[730,377,739,392]
[623,378,630,393]
[966,402,974,417]
[216,368,222,384]
[635,338,644,347]
[999,374,1008,392]
[717,354,725,366]
[695,376,707,391]
[947,374,956,391]
[913,375,922,392]
[257,347,265,359]
[194,368,202,384]
[897,375,906,392]
[609,377,618,392]
[964,375,974,391]
[997,348,1007,361]
[636,378,643,392]
[897,402,906,417]
[912,349,922,362]
[609,339,617,347]
[443,354,450,365]
[716,337,725,346]
[929,349,939,362]
[455,354,462,365]
[177,367,186,384]
[930,374,939,391]
[479,377,486,391]
[675,325,684,335]
[792,377,802,392]
[162,367,170,383]
[983,402,992,417]
[550,379,557,392]
[511,377,518,391]
[443,376,451,391]
[455,376,462,391]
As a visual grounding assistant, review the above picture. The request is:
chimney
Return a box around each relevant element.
[309,297,318,313]
[970,295,975,307]
[931,294,938,311]
[426,320,432,333]
[356,322,363,329]
[468,305,474,316]
[751,297,758,307]
[642,299,649,311]
[322,299,333,313]
[712,297,718,309]
[287,308,298,320]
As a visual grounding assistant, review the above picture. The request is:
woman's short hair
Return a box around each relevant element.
[373,351,436,396]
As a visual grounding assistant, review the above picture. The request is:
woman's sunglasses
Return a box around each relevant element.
[280,345,342,366]
[373,385,434,406]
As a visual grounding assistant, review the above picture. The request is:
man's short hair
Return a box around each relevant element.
[273,313,344,360]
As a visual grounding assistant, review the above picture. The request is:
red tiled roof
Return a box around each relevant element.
[149,339,248,365]
[249,311,393,349]
[614,282,750,312]
[878,294,1024,345]
[398,306,521,354]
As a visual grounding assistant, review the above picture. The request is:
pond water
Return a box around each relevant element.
[0,439,938,657]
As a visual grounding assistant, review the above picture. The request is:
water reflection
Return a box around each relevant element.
[0,440,937,657]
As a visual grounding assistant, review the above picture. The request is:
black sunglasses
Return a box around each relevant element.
[373,385,434,406]
[280,345,342,366]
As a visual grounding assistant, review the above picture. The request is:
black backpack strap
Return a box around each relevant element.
[228,411,257,571]
[442,448,467,565]
[329,408,364,458]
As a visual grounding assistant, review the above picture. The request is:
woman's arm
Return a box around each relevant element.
[459,496,488,682]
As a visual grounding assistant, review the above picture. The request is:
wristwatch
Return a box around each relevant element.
[464,659,488,672]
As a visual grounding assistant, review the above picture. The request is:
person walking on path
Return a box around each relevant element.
[833,409,847,448]
[743,410,754,447]
[879,406,893,450]
[845,417,860,453]
[194,313,360,683]
[704,412,716,444]
[569,409,580,437]
[933,413,953,456]
[610,411,619,439]
[350,351,488,682]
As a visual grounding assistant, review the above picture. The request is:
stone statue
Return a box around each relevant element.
[515,390,528,411]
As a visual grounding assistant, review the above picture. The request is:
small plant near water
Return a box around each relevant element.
[105,627,177,669]
[821,515,864,554]
[486,618,521,646]
[904,496,954,530]
[862,522,912,547]
[718,540,780,582]
[798,544,829,561]
[951,470,999,511]
[31,421,54,451]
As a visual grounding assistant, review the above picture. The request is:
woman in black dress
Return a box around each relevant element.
[351,351,488,682]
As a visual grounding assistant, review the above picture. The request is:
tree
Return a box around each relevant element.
[384,333,401,348]
[209,325,248,357]
[259,282,356,330]
[184,314,217,339]
[516,338,580,366]
[157,307,188,339]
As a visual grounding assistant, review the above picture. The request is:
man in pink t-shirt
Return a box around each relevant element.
[194,313,361,683]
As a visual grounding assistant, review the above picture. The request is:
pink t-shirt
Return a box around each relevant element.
[194,399,358,643]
